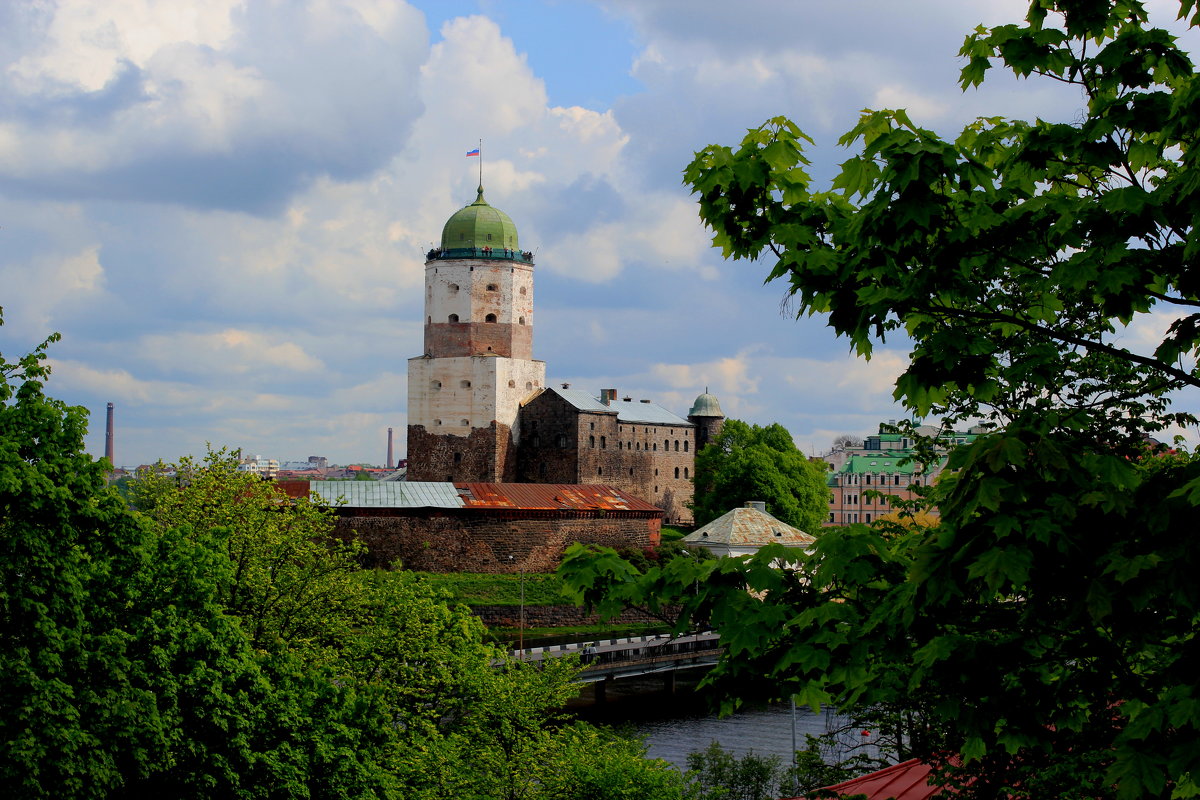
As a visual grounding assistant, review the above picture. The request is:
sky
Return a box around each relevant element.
[1,0,1195,467]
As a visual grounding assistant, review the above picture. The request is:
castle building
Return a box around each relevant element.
[407,186,545,482]
[407,185,723,525]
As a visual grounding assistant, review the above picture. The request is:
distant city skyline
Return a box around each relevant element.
[2,0,1194,466]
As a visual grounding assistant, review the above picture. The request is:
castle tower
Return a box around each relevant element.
[687,389,725,452]
[406,186,545,482]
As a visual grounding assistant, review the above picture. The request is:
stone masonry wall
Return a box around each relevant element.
[516,393,696,524]
[406,421,516,482]
[425,321,532,359]
[337,512,658,573]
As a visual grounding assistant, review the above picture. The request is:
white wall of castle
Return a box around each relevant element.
[408,355,545,440]
[424,259,534,329]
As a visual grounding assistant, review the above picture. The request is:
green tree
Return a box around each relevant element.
[692,419,829,532]
[565,1,1200,797]
[0,328,399,798]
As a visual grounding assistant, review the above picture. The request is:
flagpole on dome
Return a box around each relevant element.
[478,138,483,189]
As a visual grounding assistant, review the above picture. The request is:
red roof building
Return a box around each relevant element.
[787,760,942,800]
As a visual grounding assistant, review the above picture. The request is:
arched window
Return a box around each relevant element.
[448,314,459,323]
[448,283,459,292]
[589,435,595,448]
[508,379,515,388]
[664,439,669,450]
[684,440,689,452]
[460,419,469,426]
[518,316,525,325]
[674,467,680,478]
[460,380,471,388]
[684,467,689,478]
[598,466,603,476]
[486,283,497,291]
[453,452,462,464]
[865,474,872,485]
[653,443,657,451]
[526,381,533,390]
[629,468,634,476]
[557,434,568,448]
[485,313,497,323]
[674,440,679,451]
[600,436,607,449]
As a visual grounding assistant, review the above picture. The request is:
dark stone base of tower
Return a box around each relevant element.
[406,422,516,483]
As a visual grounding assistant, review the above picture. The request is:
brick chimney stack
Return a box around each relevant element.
[387,427,394,469]
[105,402,115,466]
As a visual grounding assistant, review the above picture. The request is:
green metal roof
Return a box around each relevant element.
[440,186,519,251]
[688,390,724,418]
[841,454,921,474]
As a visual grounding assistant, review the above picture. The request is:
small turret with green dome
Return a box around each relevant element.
[431,185,530,262]
[688,388,725,451]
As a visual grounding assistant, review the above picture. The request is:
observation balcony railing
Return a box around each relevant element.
[427,247,534,263]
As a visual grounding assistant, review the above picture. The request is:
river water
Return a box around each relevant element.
[568,674,845,772]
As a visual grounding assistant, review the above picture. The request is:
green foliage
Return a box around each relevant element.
[132,450,367,663]
[692,419,829,532]
[0,328,398,797]
[1,328,684,798]
[416,571,569,606]
[682,741,784,800]
[570,3,1200,797]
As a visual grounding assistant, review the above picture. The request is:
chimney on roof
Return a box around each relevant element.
[745,500,767,512]
[623,396,632,402]
[387,427,394,469]
[601,388,617,405]
[562,382,570,389]
[105,402,114,466]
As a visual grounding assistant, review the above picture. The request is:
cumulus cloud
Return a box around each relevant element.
[0,0,429,213]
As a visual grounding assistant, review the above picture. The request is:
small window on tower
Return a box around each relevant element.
[453,452,462,464]
[487,233,493,241]
[449,283,459,292]
[508,380,516,388]
[461,380,471,388]
[526,381,533,390]
[448,314,459,323]
[485,313,497,323]
[461,419,469,426]
[674,467,680,478]
[431,380,442,390]
[518,317,525,325]
[434,419,442,426]
[486,283,497,291]
[520,287,527,295]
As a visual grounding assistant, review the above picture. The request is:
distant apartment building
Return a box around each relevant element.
[822,423,983,526]
[238,455,279,479]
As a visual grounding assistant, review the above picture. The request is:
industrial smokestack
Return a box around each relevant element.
[105,402,115,466]
[387,427,394,469]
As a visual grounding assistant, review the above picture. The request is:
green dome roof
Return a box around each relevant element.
[689,390,724,418]
[440,187,520,251]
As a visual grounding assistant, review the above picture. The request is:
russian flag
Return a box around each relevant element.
[466,148,480,157]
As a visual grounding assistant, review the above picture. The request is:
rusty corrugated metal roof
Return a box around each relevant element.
[456,483,662,513]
